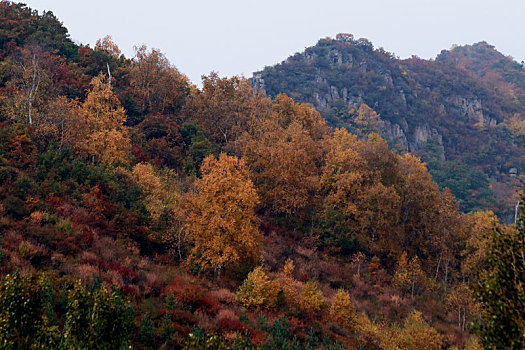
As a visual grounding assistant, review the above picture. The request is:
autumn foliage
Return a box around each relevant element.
[185,154,261,273]
[0,4,522,348]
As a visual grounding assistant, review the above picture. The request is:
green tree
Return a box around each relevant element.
[0,274,60,349]
[139,313,155,349]
[61,281,133,350]
[473,198,525,349]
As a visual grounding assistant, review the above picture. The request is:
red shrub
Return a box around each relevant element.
[169,309,197,325]
[197,293,220,314]
[210,288,236,304]
[163,276,205,309]
[121,284,139,297]
[216,309,246,332]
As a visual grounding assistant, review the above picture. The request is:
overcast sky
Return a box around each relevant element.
[22,0,525,85]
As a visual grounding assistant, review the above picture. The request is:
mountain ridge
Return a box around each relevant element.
[253,34,525,220]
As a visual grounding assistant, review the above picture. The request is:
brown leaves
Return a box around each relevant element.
[128,45,188,116]
[184,72,271,147]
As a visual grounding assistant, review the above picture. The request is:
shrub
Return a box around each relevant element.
[236,266,281,309]
[387,311,443,350]
[298,281,324,316]
[210,288,236,304]
[329,289,357,330]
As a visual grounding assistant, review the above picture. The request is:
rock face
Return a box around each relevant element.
[252,73,265,94]
[413,124,442,146]
[383,121,408,150]
[449,96,483,121]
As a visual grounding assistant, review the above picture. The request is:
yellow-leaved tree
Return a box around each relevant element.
[352,103,384,138]
[298,281,325,316]
[329,289,357,330]
[131,162,186,259]
[75,74,130,165]
[236,266,281,309]
[184,72,271,147]
[185,153,261,275]
[394,311,443,350]
[128,45,188,116]
[392,252,427,297]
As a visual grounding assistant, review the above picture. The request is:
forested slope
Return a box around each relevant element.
[0,3,523,349]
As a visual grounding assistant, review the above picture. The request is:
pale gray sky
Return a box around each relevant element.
[23,0,525,85]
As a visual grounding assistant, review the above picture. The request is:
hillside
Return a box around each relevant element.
[253,34,525,220]
[0,3,523,349]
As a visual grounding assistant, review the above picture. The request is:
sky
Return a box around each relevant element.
[22,0,525,85]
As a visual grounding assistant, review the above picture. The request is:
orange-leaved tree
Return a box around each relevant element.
[185,153,261,275]
[76,73,130,165]
[239,94,328,216]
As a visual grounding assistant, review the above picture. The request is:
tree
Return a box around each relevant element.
[131,162,186,259]
[31,95,81,149]
[462,210,499,280]
[62,281,133,350]
[0,274,59,349]
[134,113,185,169]
[271,93,329,141]
[184,72,271,147]
[473,200,525,349]
[239,96,327,216]
[94,35,121,87]
[393,252,427,297]
[395,311,443,350]
[0,275,133,349]
[244,119,322,216]
[352,103,384,137]
[236,266,281,309]
[329,289,357,330]
[320,128,370,218]
[128,45,188,116]
[298,281,324,316]
[2,45,60,126]
[185,153,262,274]
[76,73,130,165]
[396,153,445,262]
[139,313,155,349]
[277,259,301,306]
[446,283,479,332]
[94,35,121,59]
[319,129,401,256]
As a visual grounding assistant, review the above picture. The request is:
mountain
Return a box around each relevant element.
[0,3,523,348]
[253,34,525,220]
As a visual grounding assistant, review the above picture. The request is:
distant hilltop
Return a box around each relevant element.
[253,36,525,220]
